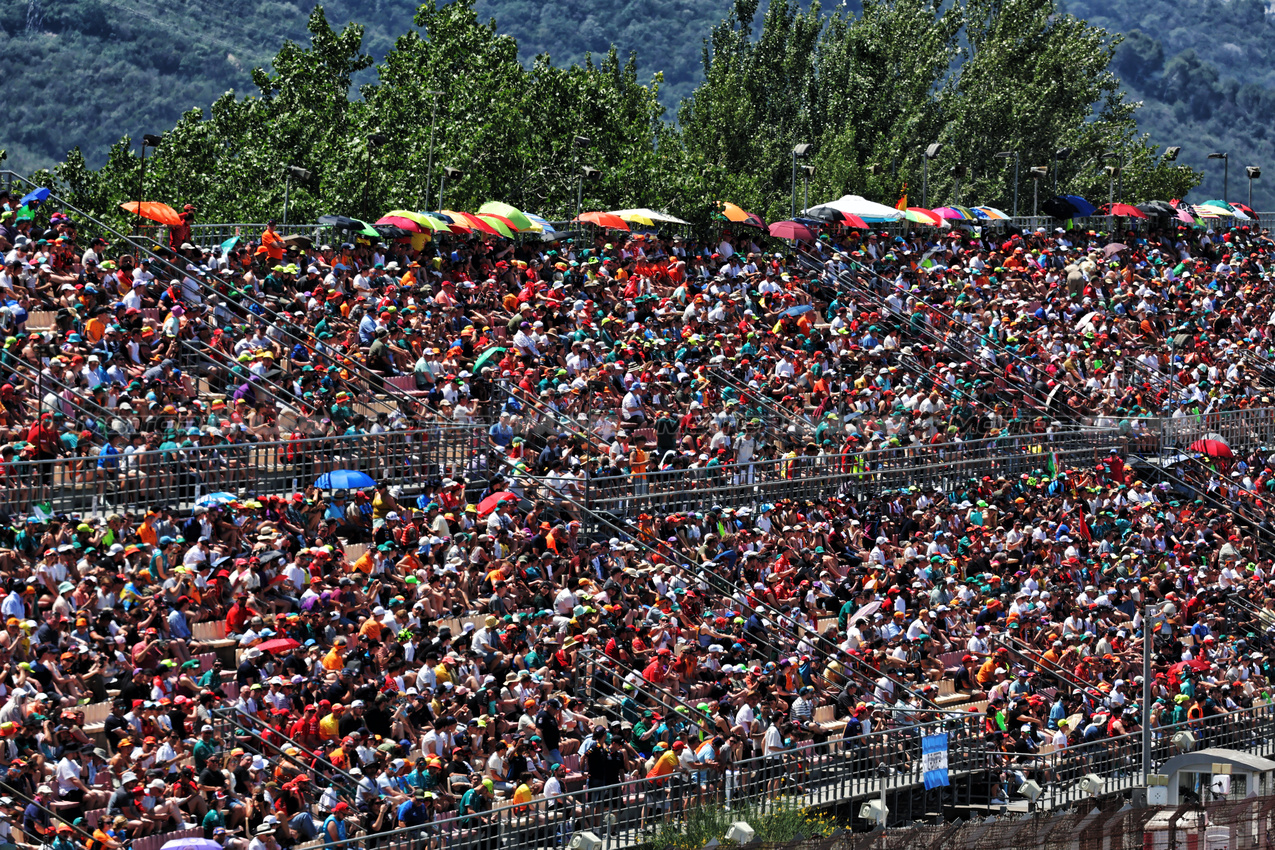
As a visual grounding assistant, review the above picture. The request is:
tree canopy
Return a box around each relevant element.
[39,0,1199,231]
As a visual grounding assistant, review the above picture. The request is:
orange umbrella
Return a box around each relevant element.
[120,201,183,226]
[446,211,501,236]
[573,211,630,230]
[719,202,751,223]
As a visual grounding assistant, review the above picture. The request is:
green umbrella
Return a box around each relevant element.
[478,201,535,232]
[472,345,507,373]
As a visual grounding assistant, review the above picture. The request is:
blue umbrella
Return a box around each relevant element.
[781,304,815,318]
[315,469,377,489]
[1060,194,1097,216]
[18,188,50,207]
[196,491,237,507]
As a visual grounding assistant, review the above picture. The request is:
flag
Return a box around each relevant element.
[896,182,908,211]
[1047,451,1059,477]
[922,733,950,789]
[1077,509,1092,542]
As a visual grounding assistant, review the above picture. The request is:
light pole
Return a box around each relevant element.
[438,166,463,211]
[1029,166,1047,216]
[1247,166,1261,208]
[995,151,1019,218]
[1104,165,1118,207]
[1208,152,1229,203]
[282,165,311,227]
[922,143,942,209]
[791,144,811,218]
[576,166,601,220]
[800,164,815,215]
[1052,147,1072,194]
[422,89,442,209]
[137,133,163,233]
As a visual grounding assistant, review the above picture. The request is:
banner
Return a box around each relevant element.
[922,733,950,789]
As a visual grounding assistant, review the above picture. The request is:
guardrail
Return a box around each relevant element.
[0,424,494,517]
[574,428,1120,526]
[1159,406,1275,453]
[272,700,1275,850]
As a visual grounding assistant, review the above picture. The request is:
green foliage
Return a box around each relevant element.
[679,0,1199,216]
[637,803,839,850]
[28,0,1200,229]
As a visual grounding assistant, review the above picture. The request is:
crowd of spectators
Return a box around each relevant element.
[0,194,1272,849]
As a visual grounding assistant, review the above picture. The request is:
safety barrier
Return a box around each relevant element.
[574,428,1121,526]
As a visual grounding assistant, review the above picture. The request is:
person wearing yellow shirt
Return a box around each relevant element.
[646,741,683,782]
[319,704,344,741]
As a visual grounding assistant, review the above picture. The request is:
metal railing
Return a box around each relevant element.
[1159,405,1275,453]
[575,428,1119,525]
[0,424,493,516]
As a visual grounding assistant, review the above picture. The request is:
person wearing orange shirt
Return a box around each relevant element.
[630,435,649,496]
[321,637,348,671]
[260,221,285,262]
[359,611,385,642]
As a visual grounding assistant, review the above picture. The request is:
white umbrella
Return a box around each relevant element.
[1074,310,1101,332]
[804,194,905,223]
[609,207,691,225]
[849,600,881,625]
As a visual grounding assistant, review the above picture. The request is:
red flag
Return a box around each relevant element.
[896,182,908,211]
[1077,510,1092,542]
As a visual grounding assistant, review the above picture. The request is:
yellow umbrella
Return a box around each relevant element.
[617,211,655,226]
[386,209,449,231]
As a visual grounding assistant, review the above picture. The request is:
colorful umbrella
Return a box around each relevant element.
[475,214,515,238]
[376,214,423,233]
[319,215,380,237]
[315,469,377,489]
[617,211,656,227]
[385,210,451,232]
[972,206,1010,220]
[195,492,237,506]
[932,206,972,221]
[477,491,519,517]
[524,213,556,233]
[19,188,49,207]
[1101,203,1148,219]
[444,211,501,236]
[477,202,535,232]
[255,638,301,654]
[718,201,753,222]
[120,201,183,226]
[1188,438,1233,459]
[768,220,815,241]
[574,211,631,230]
[903,207,943,226]
[1234,203,1259,218]
[472,345,507,373]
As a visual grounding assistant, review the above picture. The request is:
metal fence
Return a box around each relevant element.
[574,428,1120,526]
[1159,406,1275,453]
[218,701,1275,850]
[0,424,494,517]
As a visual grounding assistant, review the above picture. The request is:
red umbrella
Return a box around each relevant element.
[741,212,766,229]
[477,491,519,517]
[478,211,518,231]
[255,638,301,654]
[1169,658,1211,677]
[841,212,869,229]
[449,211,502,236]
[574,211,631,230]
[1188,438,1233,459]
[1235,203,1259,218]
[375,215,424,233]
[768,220,815,241]
[1101,203,1148,219]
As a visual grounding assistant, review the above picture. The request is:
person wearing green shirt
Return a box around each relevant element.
[201,805,224,840]
[192,725,218,773]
